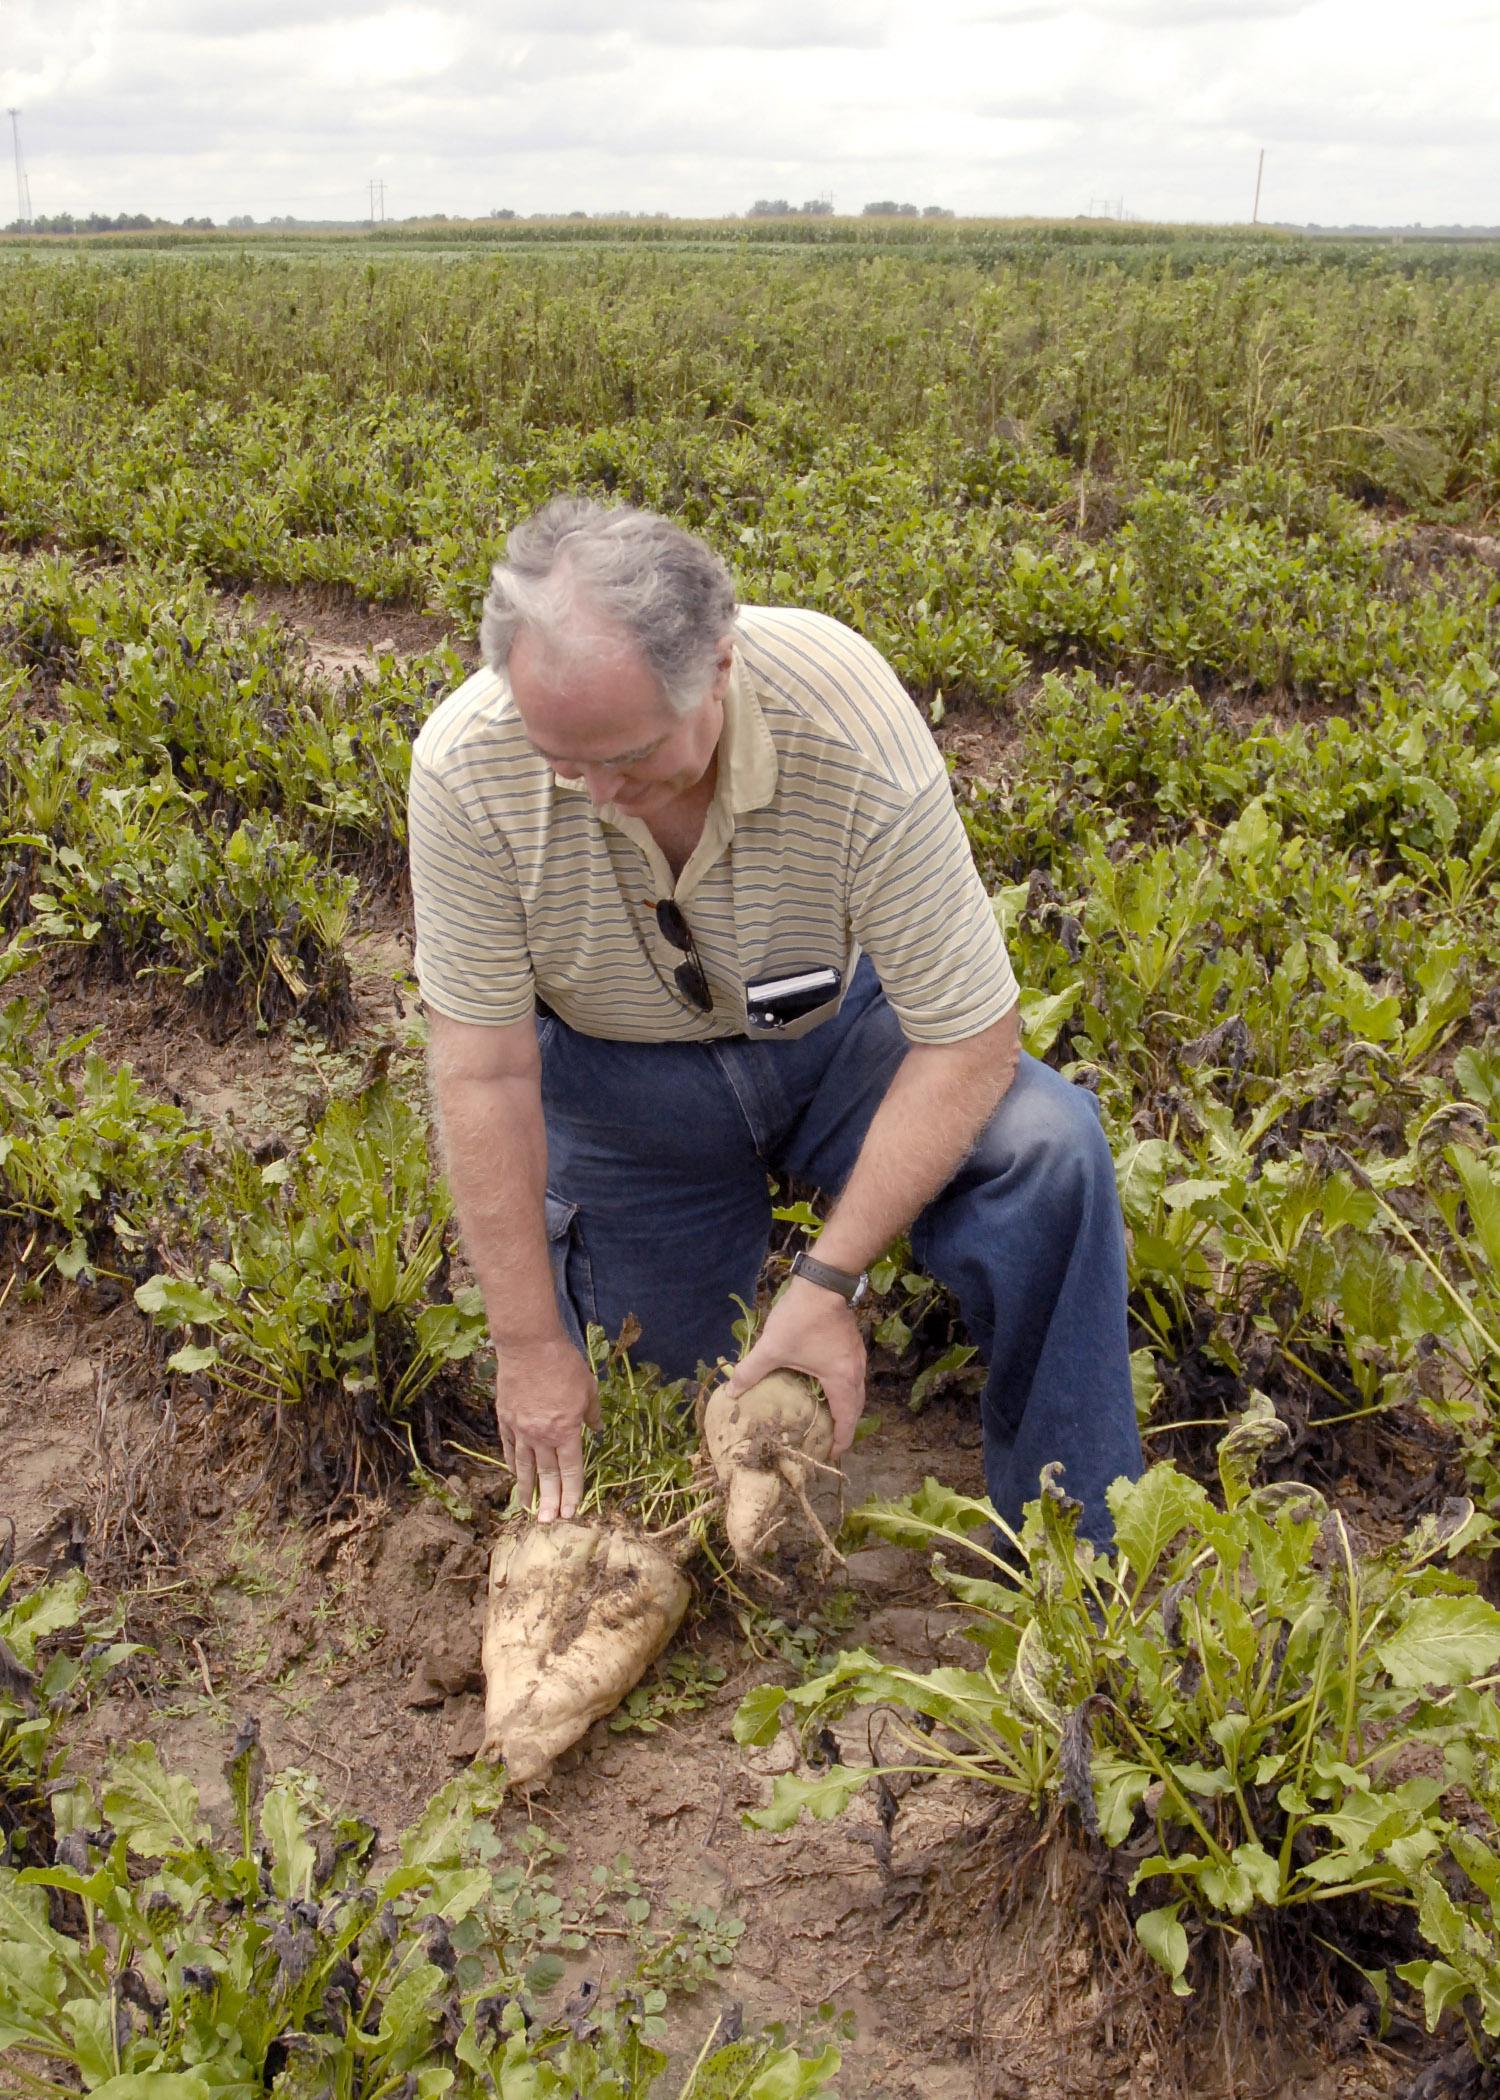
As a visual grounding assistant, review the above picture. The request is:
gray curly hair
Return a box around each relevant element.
[479,497,738,717]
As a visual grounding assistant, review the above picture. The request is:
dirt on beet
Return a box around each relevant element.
[703,1371,841,1570]
[481,1523,691,1784]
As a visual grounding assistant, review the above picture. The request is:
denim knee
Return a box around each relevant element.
[972,1060,1113,1212]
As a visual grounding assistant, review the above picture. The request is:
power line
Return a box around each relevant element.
[7,109,32,225]
[367,176,386,224]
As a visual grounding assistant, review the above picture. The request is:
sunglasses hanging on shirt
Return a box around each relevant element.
[655,899,713,1013]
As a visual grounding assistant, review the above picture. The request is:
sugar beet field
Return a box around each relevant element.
[4,220,1500,2100]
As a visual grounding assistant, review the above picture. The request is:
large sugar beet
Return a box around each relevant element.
[480,1521,691,1786]
[702,1370,839,1569]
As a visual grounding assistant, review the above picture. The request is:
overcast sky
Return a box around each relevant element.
[3,0,1497,228]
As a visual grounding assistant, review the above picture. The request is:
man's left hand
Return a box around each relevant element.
[718,1276,867,1458]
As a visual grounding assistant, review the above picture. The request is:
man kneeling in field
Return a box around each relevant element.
[408,498,1142,1542]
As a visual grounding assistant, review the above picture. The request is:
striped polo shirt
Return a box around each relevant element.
[407,606,1018,1046]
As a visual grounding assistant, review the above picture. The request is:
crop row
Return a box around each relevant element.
[1,558,455,1033]
[3,249,1499,504]
[745,1447,1500,2028]
[3,382,1497,715]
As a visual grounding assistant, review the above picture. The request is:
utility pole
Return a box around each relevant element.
[368,177,385,225]
[8,109,32,226]
[1252,148,1265,226]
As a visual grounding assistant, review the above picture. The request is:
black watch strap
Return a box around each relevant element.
[790,1249,869,1306]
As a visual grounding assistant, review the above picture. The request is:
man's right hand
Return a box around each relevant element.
[495,1334,602,1523]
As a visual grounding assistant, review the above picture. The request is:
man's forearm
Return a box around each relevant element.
[814,1013,1021,1273]
[430,1070,562,1345]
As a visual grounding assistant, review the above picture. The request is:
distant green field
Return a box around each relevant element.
[4,213,1500,275]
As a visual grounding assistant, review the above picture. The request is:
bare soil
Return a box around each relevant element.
[222,581,479,676]
[27,902,420,1147]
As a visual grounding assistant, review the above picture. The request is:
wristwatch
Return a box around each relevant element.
[790,1249,869,1307]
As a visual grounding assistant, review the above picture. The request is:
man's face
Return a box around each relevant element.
[509,625,729,819]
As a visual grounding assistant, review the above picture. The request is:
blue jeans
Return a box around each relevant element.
[539,958,1142,1548]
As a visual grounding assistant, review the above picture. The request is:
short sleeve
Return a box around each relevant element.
[849,775,1018,1044]
[407,754,534,1026]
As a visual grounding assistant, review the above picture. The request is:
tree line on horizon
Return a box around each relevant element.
[4,202,964,236]
[747,199,955,218]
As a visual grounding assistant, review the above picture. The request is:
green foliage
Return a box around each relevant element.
[609,1652,729,1736]
[3,242,1500,512]
[0,997,204,1282]
[0,555,439,866]
[575,1325,717,1539]
[1397,1770,1500,2043]
[0,556,452,1038]
[734,1417,1500,2021]
[3,251,1499,716]
[0,1564,136,1869]
[134,1080,485,1459]
[734,1589,860,1680]
[0,1735,841,2096]
[973,653,1500,1451]
[30,789,359,1039]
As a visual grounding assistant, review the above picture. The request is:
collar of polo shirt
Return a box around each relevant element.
[550,644,778,820]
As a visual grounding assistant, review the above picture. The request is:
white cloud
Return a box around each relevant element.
[503,0,893,46]
[1091,0,1313,18]
[156,0,382,28]
[1,0,1496,225]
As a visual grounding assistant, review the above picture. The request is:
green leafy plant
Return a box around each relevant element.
[1397,1776,1500,2046]
[135,1079,487,1493]
[29,782,359,1039]
[0,1731,842,2097]
[736,1405,1500,2023]
[609,1652,729,1736]
[0,997,204,1285]
[734,1589,861,1679]
[0,554,434,872]
[0,1563,136,1869]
